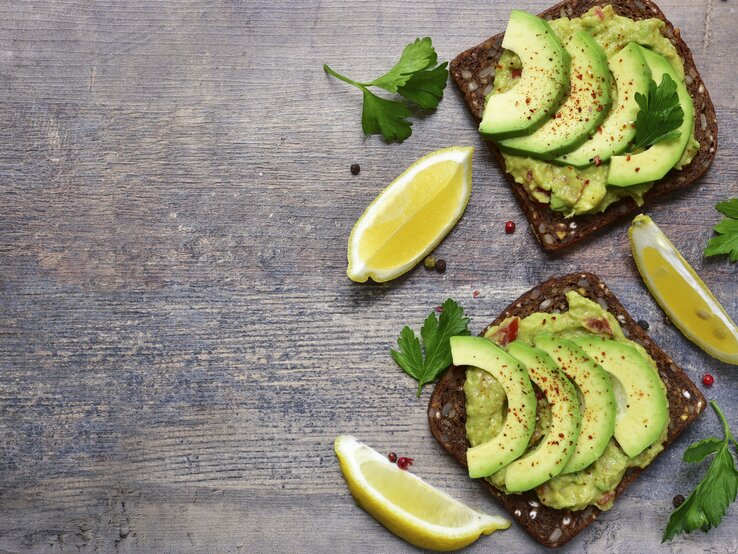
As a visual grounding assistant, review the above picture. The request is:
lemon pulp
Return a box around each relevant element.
[361,460,476,527]
[641,246,738,353]
[629,214,738,365]
[358,161,464,271]
[334,435,509,551]
[347,146,473,283]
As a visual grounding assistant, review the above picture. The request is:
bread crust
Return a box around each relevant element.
[449,0,718,250]
[428,272,706,547]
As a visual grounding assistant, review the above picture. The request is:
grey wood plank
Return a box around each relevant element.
[0,0,736,552]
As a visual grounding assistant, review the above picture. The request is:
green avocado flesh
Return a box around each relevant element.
[479,10,570,140]
[500,31,611,159]
[573,336,669,458]
[555,42,651,167]
[500,342,581,492]
[534,335,616,474]
[465,291,669,511]
[607,45,696,187]
[451,336,536,479]
[486,5,699,217]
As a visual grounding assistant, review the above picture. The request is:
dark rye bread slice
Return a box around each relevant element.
[450,0,718,251]
[428,273,706,548]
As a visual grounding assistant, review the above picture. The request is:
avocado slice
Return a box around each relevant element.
[534,335,616,474]
[499,31,611,159]
[479,10,570,140]
[572,336,669,457]
[607,46,695,187]
[502,342,582,492]
[450,336,536,479]
[555,42,651,168]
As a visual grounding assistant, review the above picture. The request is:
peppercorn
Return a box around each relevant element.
[350,164,360,175]
[505,221,516,234]
[387,452,397,463]
[702,374,715,387]
[637,319,650,330]
[397,457,414,470]
[435,259,446,273]
[423,256,436,270]
[673,494,685,507]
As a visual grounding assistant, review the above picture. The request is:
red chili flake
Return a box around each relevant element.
[595,7,605,20]
[635,167,641,173]
[626,155,631,161]
[473,290,480,299]
[388,452,397,463]
[525,97,531,105]
[511,68,522,79]
[505,220,516,234]
[577,73,583,80]
[593,156,602,167]
[434,306,443,313]
[496,317,519,346]
[596,104,604,112]
[526,169,534,181]
[702,374,715,387]
[397,457,414,470]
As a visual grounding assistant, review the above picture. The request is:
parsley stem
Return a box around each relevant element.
[416,382,423,398]
[710,400,735,444]
[323,64,364,89]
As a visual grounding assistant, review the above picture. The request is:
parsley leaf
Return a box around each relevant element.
[323,37,448,142]
[397,62,449,109]
[683,437,724,463]
[361,89,413,142]
[632,73,684,151]
[371,37,438,93]
[705,198,738,262]
[391,299,470,397]
[663,401,738,541]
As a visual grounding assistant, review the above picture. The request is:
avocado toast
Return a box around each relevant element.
[450,0,717,250]
[428,273,706,548]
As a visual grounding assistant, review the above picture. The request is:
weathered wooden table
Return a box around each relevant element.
[0,1,736,552]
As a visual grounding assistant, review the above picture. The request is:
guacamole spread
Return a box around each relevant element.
[465,291,668,511]
[493,5,699,216]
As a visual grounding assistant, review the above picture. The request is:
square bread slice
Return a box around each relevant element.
[450,0,717,250]
[428,272,706,547]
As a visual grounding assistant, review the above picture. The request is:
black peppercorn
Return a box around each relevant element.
[435,259,446,273]
[637,319,650,330]
[673,494,685,507]
[350,164,360,175]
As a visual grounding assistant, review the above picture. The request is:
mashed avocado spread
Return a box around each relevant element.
[465,291,668,511]
[493,5,699,216]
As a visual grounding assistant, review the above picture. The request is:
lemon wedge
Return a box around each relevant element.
[334,435,509,551]
[629,214,738,365]
[347,146,473,282]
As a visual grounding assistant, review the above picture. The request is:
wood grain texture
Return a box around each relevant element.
[0,1,736,552]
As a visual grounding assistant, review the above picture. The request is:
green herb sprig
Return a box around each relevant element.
[632,73,684,151]
[324,38,448,142]
[391,299,470,396]
[704,198,738,262]
[663,401,738,541]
